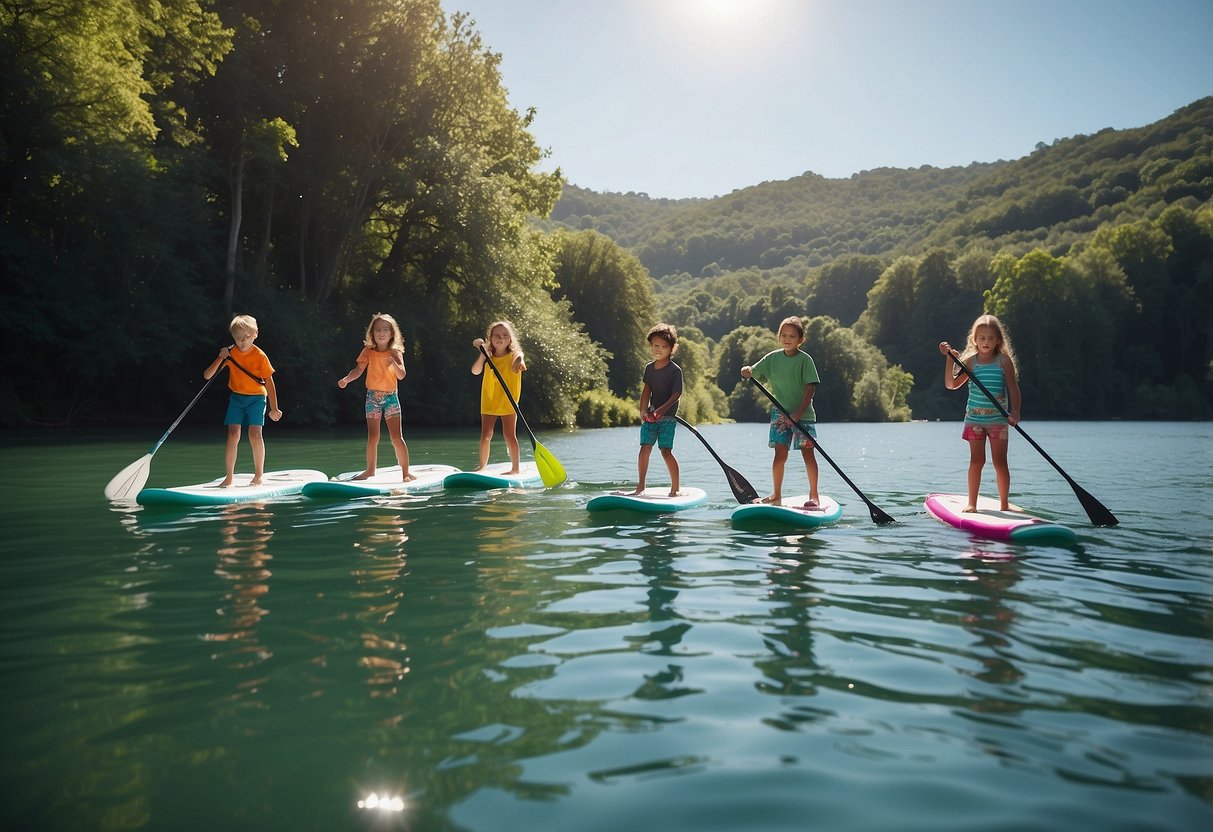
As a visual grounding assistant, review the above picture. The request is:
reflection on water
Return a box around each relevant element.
[351,510,410,697]
[957,553,1024,691]
[205,504,274,654]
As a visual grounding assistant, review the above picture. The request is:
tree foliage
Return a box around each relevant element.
[550,229,655,397]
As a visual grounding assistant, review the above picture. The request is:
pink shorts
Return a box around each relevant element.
[963,422,1008,441]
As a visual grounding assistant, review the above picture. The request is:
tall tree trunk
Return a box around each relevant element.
[298,200,309,298]
[224,146,246,318]
[254,180,275,280]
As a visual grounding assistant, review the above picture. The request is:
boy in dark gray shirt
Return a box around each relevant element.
[624,323,683,497]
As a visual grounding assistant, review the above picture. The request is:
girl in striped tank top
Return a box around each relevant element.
[938,314,1022,512]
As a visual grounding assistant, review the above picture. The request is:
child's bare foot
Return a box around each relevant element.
[219,477,234,488]
[402,472,417,482]
[506,467,520,475]
[761,494,781,504]
[667,489,680,498]
[961,505,977,513]
[249,476,263,486]
[352,470,374,481]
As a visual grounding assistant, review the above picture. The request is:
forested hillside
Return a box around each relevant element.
[550,98,1213,420]
[1,0,1208,428]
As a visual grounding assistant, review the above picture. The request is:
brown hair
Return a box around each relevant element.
[646,322,678,347]
[777,316,805,339]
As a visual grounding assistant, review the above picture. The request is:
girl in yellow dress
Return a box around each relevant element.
[470,320,527,473]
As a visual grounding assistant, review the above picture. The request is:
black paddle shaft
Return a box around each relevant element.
[748,376,896,525]
[673,415,760,504]
[946,348,1118,526]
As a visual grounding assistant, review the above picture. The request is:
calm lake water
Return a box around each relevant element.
[1,421,1210,831]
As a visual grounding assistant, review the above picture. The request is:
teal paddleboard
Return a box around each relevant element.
[586,487,708,513]
[443,461,544,489]
[137,469,328,507]
[302,464,460,499]
[731,494,843,529]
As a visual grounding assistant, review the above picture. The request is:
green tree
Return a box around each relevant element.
[808,254,884,326]
[985,248,1133,416]
[551,229,656,397]
[0,0,231,424]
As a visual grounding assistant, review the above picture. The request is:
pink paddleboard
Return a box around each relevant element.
[925,493,1077,544]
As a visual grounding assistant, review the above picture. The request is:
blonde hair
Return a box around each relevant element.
[484,320,523,359]
[363,312,404,351]
[229,314,258,336]
[777,315,805,340]
[962,313,1017,368]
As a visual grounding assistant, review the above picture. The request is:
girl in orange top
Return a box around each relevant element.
[338,313,414,481]
[470,320,527,473]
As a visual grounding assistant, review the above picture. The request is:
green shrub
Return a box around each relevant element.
[575,389,640,428]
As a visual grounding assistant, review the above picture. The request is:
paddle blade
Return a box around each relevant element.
[104,453,153,501]
[534,441,567,487]
[724,465,761,504]
[1072,480,1119,527]
[866,500,898,525]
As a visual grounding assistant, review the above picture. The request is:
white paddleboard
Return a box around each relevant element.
[586,487,708,513]
[301,464,460,499]
[136,469,328,507]
[925,493,1077,544]
[443,461,543,489]
[731,494,843,529]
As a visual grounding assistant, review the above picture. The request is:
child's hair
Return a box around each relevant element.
[962,313,1017,367]
[229,314,258,336]
[363,313,404,351]
[484,320,523,357]
[646,322,678,347]
[777,316,805,339]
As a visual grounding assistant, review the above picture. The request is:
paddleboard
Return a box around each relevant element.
[443,461,544,490]
[925,493,1077,544]
[586,487,708,513]
[301,464,460,499]
[730,494,843,529]
[136,469,328,507]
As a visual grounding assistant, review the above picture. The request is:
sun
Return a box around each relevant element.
[658,0,794,47]
[694,0,751,24]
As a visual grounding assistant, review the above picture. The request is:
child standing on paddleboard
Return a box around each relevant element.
[470,320,527,473]
[740,316,820,507]
[938,313,1021,512]
[202,314,282,487]
[337,313,414,482]
[623,323,683,497]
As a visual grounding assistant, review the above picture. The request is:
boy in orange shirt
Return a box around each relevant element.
[203,314,282,487]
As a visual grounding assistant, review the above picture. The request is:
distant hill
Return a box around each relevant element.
[544,98,1213,421]
[548,97,1213,285]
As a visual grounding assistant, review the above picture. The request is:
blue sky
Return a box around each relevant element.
[441,0,1213,198]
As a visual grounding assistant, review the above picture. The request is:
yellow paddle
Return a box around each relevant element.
[478,345,567,487]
